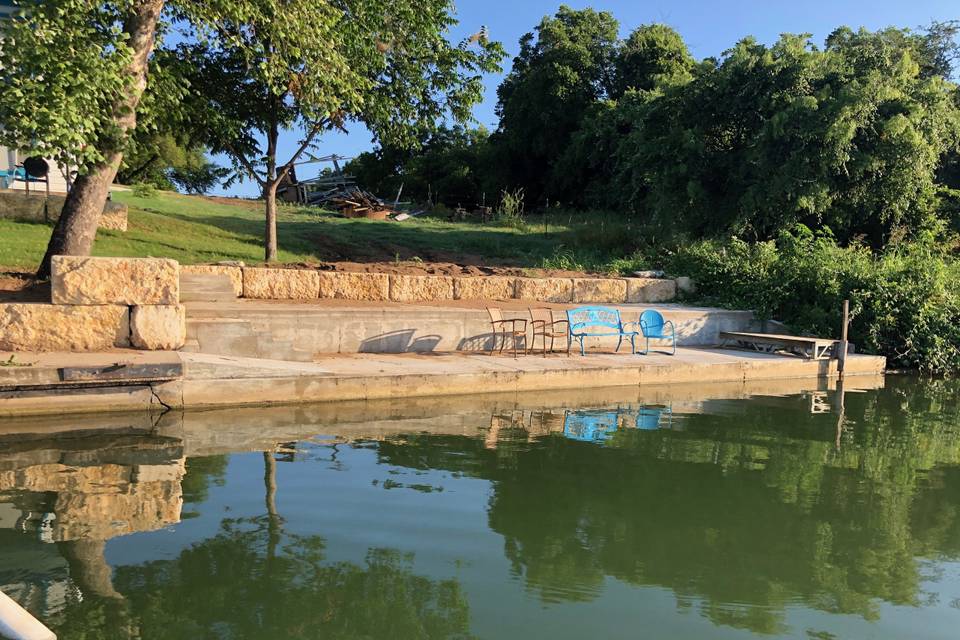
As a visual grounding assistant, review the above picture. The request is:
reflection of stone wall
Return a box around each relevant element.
[0,459,184,542]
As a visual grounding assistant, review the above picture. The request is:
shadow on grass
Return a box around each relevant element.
[155,211,576,267]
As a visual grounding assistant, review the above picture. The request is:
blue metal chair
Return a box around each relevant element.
[638,309,676,355]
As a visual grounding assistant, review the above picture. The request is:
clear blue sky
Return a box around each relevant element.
[213,0,959,197]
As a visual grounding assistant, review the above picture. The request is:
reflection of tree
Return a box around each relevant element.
[180,455,228,504]
[71,520,472,640]
[52,452,470,639]
[376,378,960,635]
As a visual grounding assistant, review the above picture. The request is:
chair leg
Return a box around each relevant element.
[567,334,572,356]
[630,335,636,355]
[616,336,623,353]
[580,338,585,357]
[499,330,506,354]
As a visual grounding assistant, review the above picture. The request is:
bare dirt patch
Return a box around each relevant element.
[281,260,599,279]
[0,272,49,302]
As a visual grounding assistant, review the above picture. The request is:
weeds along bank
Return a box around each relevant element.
[659,228,960,374]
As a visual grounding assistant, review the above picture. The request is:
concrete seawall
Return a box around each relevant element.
[0,348,885,418]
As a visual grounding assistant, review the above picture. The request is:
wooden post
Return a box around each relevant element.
[838,299,849,379]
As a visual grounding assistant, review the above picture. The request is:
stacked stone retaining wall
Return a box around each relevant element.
[0,256,185,352]
[181,264,682,304]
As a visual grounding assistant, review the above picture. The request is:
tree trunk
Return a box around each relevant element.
[36,0,165,278]
[264,180,279,262]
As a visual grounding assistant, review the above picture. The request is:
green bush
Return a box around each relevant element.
[662,228,960,373]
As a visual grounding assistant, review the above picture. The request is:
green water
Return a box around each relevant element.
[2,377,960,639]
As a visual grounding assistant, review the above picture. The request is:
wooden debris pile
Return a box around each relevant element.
[313,186,396,220]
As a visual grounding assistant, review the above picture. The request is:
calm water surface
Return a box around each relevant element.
[2,377,960,639]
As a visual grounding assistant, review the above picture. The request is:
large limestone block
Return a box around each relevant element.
[389,275,455,302]
[242,268,320,299]
[454,276,517,301]
[181,265,243,296]
[0,303,129,351]
[318,271,389,300]
[625,278,677,303]
[130,305,186,350]
[675,276,696,294]
[515,278,573,303]
[572,278,627,303]
[52,256,179,305]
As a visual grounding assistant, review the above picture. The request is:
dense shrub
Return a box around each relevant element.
[662,228,960,373]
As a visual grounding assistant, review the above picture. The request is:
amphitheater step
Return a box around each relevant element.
[180,273,237,302]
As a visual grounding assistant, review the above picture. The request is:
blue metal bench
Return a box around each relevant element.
[566,306,640,355]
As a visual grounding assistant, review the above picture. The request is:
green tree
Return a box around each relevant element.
[176,0,504,261]
[0,0,171,277]
[613,23,694,96]
[494,5,620,205]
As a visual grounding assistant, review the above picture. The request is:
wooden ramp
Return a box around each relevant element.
[719,331,838,360]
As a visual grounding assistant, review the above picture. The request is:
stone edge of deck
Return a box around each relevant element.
[0,350,886,418]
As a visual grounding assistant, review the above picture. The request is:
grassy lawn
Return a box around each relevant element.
[0,190,646,273]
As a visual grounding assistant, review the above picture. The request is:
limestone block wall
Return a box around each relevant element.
[221,267,684,305]
[0,190,127,230]
[0,256,185,352]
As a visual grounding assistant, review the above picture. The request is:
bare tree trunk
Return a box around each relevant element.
[264,180,279,262]
[36,0,165,278]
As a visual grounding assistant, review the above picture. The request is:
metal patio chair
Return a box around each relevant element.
[528,307,569,357]
[487,307,527,358]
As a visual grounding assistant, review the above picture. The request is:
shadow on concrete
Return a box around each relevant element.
[359,330,442,353]
[458,332,529,354]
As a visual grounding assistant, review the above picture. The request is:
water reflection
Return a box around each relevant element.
[3,376,960,638]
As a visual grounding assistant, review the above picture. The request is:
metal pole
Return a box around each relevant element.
[838,299,849,379]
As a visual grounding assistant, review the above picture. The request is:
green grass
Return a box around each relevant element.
[0,190,650,273]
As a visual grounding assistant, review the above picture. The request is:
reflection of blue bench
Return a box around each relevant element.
[563,406,674,443]
[563,410,619,442]
[636,406,672,430]
[566,306,640,356]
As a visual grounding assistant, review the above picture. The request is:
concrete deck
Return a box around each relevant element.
[0,346,886,418]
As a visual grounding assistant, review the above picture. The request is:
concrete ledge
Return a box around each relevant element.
[0,303,129,351]
[0,348,885,417]
[52,256,179,305]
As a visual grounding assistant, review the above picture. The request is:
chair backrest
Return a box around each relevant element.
[639,309,665,336]
[487,307,503,323]
[566,306,622,332]
[529,307,553,324]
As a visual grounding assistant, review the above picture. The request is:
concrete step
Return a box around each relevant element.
[180,273,237,302]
